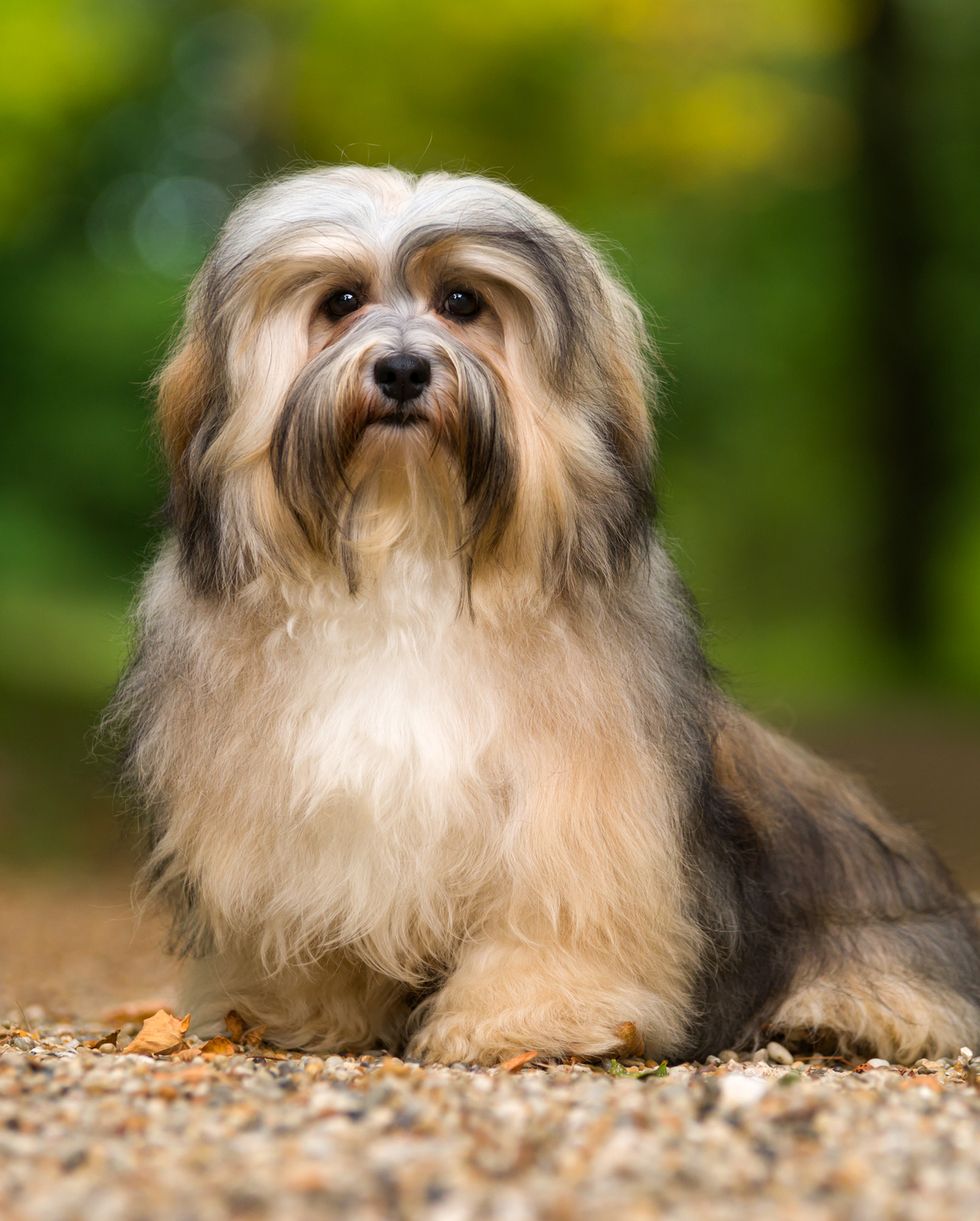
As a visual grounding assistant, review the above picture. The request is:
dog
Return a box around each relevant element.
[109,165,980,1064]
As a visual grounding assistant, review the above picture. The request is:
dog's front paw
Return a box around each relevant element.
[407,1009,646,1066]
[404,939,686,1065]
[406,1014,501,1066]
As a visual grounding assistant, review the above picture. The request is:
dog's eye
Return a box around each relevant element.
[322,290,361,319]
[442,289,482,320]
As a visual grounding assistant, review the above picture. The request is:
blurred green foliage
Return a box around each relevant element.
[1,0,978,862]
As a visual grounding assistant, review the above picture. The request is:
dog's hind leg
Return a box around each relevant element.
[711,709,980,1061]
[769,942,980,1062]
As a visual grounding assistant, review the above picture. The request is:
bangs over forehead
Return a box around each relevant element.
[211,169,589,297]
[204,166,606,377]
[217,166,567,262]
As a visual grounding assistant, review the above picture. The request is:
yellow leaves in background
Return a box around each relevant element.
[0,0,152,235]
[287,0,865,196]
[0,0,148,123]
[606,0,871,57]
[600,0,865,189]
[0,0,873,238]
[614,73,855,189]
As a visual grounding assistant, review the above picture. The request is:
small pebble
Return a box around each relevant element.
[866,1058,890,1070]
[766,1041,794,1066]
[716,1074,770,1108]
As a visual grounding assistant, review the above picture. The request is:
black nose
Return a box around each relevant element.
[373,352,431,403]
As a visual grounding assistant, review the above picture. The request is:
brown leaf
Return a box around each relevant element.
[122,1010,192,1055]
[200,1036,236,1057]
[224,1011,247,1042]
[242,1024,268,1047]
[614,1021,645,1059]
[247,1044,288,1061]
[499,1049,540,1073]
[82,1030,120,1050]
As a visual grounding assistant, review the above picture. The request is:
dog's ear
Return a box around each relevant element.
[589,281,657,544]
[600,285,655,473]
[154,323,236,593]
[155,332,223,473]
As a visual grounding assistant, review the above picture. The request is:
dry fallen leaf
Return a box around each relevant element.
[247,1044,288,1061]
[243,1025,268,1047]
[82,1030,120,1050]
[200,1036,236,1057]
[224,1011,247,1042]
[614,1021,645,1059]
[499,1049,540,1073]
[122,1010,191,1055]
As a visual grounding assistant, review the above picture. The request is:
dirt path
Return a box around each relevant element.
[0,871,176,1020]
[1,871,978,1219]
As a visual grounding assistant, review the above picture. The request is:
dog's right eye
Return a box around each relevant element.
[321,290,361,319]
[442,289,482,320]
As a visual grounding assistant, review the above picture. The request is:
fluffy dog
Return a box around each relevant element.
[110,165,980,1064]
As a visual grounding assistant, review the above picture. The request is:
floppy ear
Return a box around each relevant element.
[154,319,236,593]
[541,224,655,512]
[592,280,657,526]
[155,332,223,473]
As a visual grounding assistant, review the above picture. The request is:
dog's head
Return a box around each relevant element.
[158,166,655,600]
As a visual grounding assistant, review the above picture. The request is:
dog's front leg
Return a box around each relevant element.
[407,738,699,1065]
[181,946,412,1053]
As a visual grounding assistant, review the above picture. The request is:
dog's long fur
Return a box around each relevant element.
[109,166,980,1064]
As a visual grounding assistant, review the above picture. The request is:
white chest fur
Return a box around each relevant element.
[167,551,507,980]
[283,558,498,826]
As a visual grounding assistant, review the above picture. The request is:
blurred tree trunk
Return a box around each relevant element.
[855,0,947,666]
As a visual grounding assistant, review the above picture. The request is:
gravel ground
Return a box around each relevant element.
[2,872,979,1220]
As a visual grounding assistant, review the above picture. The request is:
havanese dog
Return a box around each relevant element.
[109,165,980,1064]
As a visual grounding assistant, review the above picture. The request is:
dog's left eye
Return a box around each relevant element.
[442,289,482,320]
[322,290,361,319]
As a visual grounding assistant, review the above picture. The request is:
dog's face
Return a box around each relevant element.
[159,166,654,598]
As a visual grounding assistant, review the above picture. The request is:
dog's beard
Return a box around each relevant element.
[270,331,516,591]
